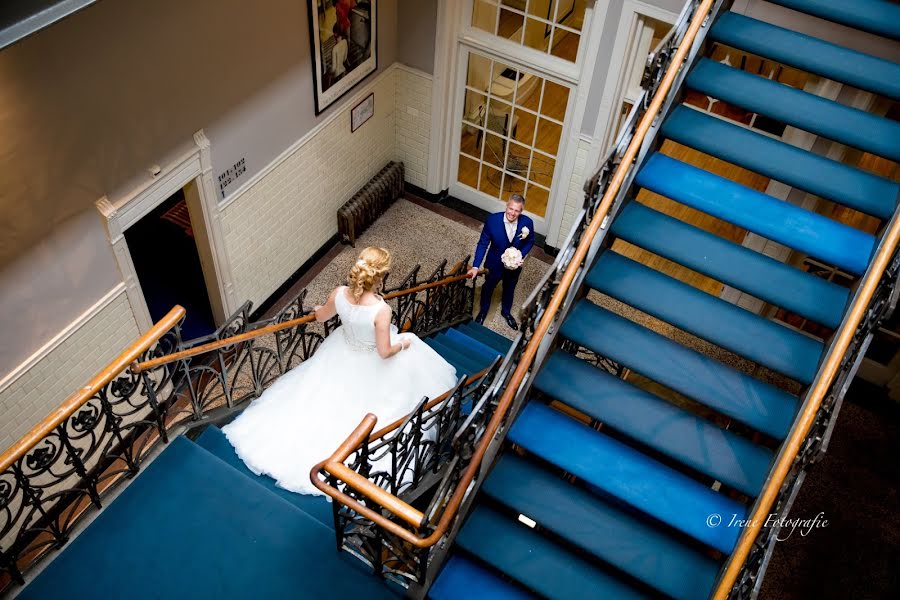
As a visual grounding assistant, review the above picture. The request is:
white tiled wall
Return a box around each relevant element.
[0,291,140,450]
[553,137,592,247]
[394,66,433,189]
[221,70,397,309]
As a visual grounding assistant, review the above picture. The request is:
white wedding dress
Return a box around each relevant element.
[223,287,458,495]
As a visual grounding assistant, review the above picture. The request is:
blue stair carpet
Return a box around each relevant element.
[443,327,501,364]
[194,425,334,528]
[661,105,899,222]
[510,403,746,554]
[20,436,397,600]
[711,12,900,100]
[561,300,800,439]
[482,454,720,600]
[430,556,535,600]
[534,350,773,496]
[425,336,482,377]
[459,321,514,354]
[456,504,652,600]
[611,201,850,328]
[636,152,877,275]
[765,0,900,40]
[687,58,900,161]
[587,250,824,383]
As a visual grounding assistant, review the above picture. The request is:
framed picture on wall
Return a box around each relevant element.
[308,0,378,115]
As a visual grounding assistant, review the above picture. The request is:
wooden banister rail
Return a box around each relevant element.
[131,268,486,374]
[713,214,900,598]
[316,0,715,550]
[0,305,186,473]
[311,369,489,532]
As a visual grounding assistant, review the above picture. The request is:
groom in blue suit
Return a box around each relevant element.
[467,194,535,330]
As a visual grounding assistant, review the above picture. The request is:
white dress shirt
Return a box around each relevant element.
[504,218,518,243]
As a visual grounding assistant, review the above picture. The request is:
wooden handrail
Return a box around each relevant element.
[311,369,488,530]
[131,268,485,374]
[0,306,186,473]
[713,214,900,598]
[316,0,715,550]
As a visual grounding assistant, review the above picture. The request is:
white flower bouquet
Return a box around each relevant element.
[501,247,524,270]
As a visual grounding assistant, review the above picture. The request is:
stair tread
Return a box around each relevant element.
[457,504,651,600]
[661,105,899,222]
[687,58,900,161]
[612,201,849,328]
[431,556,535,600]
[509,402,746,554]
[587,250,824,383]
[434,332,493,372]
[711,12,900,100]
[483,454,720,600]
[460,321,514,354]
[636,152,876,275]
[194,426,334,528]
[534,350,774,496]
[20,437,396,600]
[425,337,480,377]
[561,300,799,439]
[445,327,502,364]
[766,0,900,40]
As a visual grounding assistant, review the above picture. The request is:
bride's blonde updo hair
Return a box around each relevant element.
[348,247,392,301]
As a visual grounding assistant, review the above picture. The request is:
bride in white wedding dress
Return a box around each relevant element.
[223,247,458,496]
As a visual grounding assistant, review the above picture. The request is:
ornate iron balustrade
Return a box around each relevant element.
[728,246,900,599]
[0,258,479,595]
[322,358,502,586]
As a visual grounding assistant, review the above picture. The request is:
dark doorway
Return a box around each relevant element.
[125,189,216,341]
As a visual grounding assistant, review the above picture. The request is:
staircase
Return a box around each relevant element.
[430,2,900,599]
[18,322,507,599]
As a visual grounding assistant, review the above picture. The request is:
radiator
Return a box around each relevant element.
[337,161,405,246]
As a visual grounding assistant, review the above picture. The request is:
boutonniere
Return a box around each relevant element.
[519,226,529,240]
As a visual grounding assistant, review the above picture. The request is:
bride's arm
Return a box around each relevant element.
[313,287,340,322]
[374,305,410,359]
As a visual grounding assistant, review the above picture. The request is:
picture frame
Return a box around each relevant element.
[307,0,378,115]
[351,93,375,132]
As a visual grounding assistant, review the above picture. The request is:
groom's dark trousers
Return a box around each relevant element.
[473,212,535,317]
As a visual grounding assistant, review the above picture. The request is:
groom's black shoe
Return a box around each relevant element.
[475,311,487,325]
[502,313,519,330]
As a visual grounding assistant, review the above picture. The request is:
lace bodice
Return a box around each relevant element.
[334,287,385,351]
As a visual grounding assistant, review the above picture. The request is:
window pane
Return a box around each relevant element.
[460,125,482,158]
[458,155,480,189]
[467,53,492,90]
[502,171,528,197]
[535,118,562,156]
[472,1,499,35]
[525,182,550,216]
[555,0,583,31]
[516,75,543,113]
[506,142,531,181]
[486,97,514,136]
[529,153,556,188]
[483,133,507,168]
[512,108,537,147]
[480,164,503,199]
[523,18,549,53]
[463,89,488,127]
[498,8,525,43]
[527,0,555,19]
[550,28,579,61]
[540,80,570,122]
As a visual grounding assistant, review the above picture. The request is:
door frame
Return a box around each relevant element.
[95,130,236,333]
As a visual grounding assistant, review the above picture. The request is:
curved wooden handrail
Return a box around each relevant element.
[713,216,900,598]
[132,268,486,374]
[316,0,715,550]
[0,305,186,473]
[311,369,489,530]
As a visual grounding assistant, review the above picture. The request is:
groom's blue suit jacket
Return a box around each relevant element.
[473,212,536,274]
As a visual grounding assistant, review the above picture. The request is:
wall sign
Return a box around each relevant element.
[351,93,374,132]
[217,158,247,200]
